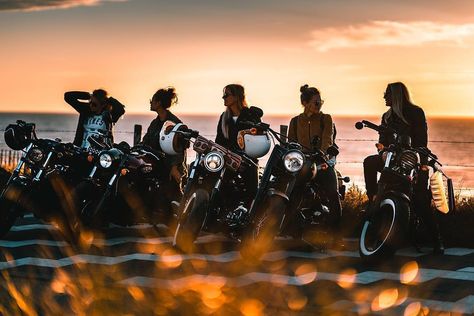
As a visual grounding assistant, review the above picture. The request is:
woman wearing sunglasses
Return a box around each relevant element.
[287,84,343,248]
[215,83,264,201]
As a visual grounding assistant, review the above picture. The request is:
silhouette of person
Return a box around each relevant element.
[142,87,187,200]
[363,82,444,254]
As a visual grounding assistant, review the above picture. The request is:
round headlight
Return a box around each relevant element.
[28,147,44,162]
[204,151,224,172]
[283,150,304,172]
[99,153,113,168]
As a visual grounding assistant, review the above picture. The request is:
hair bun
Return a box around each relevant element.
[300,84,309,93]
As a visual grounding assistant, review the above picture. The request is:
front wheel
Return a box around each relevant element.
[73,181,106,232]
[173,189,209,253]
[240,195,286,262]
[359,196,409,261]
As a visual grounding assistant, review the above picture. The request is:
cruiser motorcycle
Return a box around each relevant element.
[0,120,91,240]
[74,141,171,229]
[169,122,271,253]
[356,120,455,260]
[239,121,349,259]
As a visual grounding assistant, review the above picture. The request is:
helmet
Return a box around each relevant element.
[159,120,189,155]
[4,122,34,150]
[238,131,271,158]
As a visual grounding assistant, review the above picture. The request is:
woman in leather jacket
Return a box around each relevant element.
[142,87,187,204]
[363,82,444,254]
[215,84,263,202]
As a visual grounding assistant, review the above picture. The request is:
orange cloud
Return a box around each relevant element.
[309,21,474,52]
[0,0,127,12]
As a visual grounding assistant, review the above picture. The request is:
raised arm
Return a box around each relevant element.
[64,91,91,114]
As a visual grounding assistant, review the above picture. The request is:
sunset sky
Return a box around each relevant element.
[1,0,474,117]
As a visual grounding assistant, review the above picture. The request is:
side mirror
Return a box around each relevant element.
[355,122,364,130]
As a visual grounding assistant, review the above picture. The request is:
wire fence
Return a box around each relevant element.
[1,127,474,169]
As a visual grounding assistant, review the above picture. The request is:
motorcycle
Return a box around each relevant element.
[356,120,455,260]
[74,141,171,230]
[239,121,349,259]
[170,123,271,253]
[0,120,91,240]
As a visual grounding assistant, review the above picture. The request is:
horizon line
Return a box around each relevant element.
[0,110,472,119]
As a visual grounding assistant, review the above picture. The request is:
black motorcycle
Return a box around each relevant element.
[356,120,455,260]
[239,121,349,259]
[172,127,262,253]
[0,120,91,240]
[74,141,171,230]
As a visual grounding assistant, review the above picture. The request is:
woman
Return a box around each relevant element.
[142,87,186,202]
[288,84,342,247]
[215,84,263,200]
[65,89,125,149]
[363,82,444,254]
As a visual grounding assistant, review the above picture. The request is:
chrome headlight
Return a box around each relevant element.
[28,147,44,163]
[99,153,113,168]
[283,150,304,172]
[203,151,224,172]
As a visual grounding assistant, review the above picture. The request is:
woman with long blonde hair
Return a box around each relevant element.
[363,82,444,254]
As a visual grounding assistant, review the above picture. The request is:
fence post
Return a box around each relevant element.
[279,125,288,144]
[133,124,142,146]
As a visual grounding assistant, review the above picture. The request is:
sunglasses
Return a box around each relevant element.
[222,93,232,99]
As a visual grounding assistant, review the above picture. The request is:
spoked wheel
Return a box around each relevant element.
[173,189,209,253]
[359,197,408,261]
[240,195,286,263]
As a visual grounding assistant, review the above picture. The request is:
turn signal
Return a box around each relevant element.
[87,155,94,163]
[121,168,129,176]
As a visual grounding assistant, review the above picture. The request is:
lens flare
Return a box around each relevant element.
[400,261,419,284]
[404,302,422,316]
[294,263,317,284]
[372,288,399,311]
[287,295,308,311]
[240,299,265,316]
[337,268,357,289]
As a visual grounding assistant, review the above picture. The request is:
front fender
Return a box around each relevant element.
[266,188,289,201]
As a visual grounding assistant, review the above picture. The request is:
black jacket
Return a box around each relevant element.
[215,106,263,152]
[379,104,428,149]
[65,91,125,147]
[142,110,186,171]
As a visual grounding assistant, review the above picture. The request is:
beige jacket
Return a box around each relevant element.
[287,112,333,153]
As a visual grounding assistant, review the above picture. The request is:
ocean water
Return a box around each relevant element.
[1,112,473,192]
